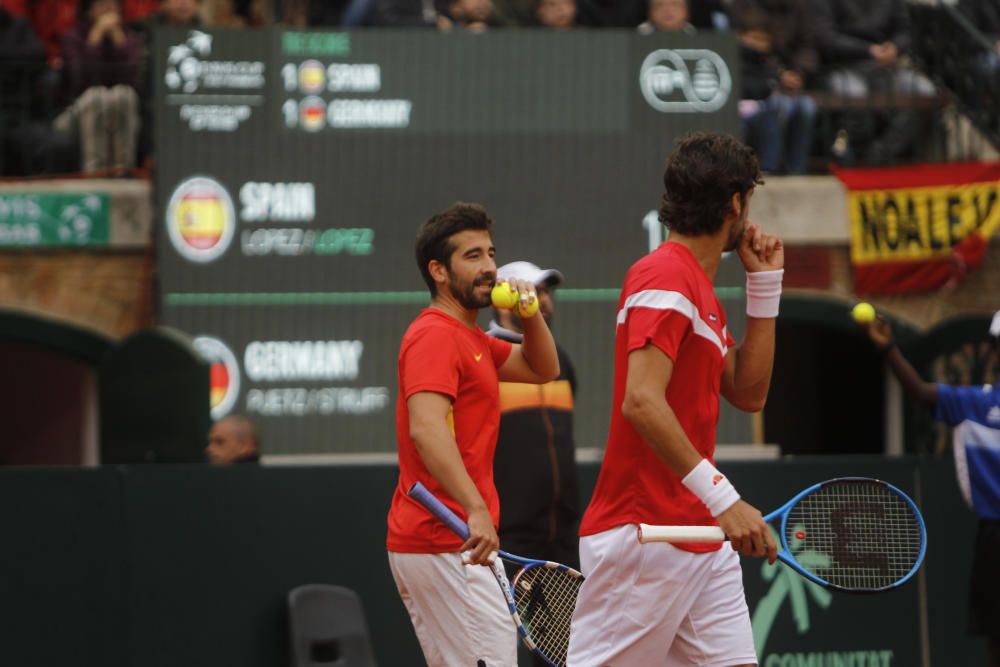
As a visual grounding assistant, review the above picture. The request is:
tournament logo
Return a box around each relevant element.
[639,49,731,113]
[166,176,236,263]
[298,60,326,94]
[164,30,213,93]
[193,335,241,420]
[299,96,327,132]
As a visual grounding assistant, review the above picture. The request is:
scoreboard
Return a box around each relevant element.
[154,27,746,458]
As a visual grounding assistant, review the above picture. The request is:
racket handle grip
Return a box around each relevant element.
[637,524,727,544]
[408,482,471,540]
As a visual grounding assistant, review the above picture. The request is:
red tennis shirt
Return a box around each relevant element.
[387,308,513,553]
[579,242,735,553]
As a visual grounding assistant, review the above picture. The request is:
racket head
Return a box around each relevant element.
[508,561,584,667]
[772,477,927,593]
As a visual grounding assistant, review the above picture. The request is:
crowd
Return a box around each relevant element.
[0,0,996,177]
[0,0,211,175]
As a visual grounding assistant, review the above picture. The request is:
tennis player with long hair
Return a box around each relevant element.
[387,202,559,667]
[568,133,783,666]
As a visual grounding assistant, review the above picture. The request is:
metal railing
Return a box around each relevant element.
[910,2,1000,152]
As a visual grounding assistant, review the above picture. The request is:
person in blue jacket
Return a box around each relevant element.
[863,309,1000,666]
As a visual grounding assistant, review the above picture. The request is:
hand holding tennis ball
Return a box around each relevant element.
[491,279,539,318]
[491,281,519,309]
[516,293,539,318]
[851,302,876,324]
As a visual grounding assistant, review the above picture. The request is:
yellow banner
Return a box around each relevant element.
[848,181,1000,264]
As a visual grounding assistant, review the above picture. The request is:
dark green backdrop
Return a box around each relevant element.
[0,457,985,666]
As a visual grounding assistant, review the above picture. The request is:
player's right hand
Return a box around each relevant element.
[738,221,785,273]
[717,500,778,564]
[462,506,500,566]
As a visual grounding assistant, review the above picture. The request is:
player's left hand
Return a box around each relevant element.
[504,278,538,309]
[738,221,784,273]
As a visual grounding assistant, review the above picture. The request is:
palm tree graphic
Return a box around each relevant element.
[751,523,833,657]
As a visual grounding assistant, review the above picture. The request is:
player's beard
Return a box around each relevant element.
[724,205,749,252]
[448,271,493,310]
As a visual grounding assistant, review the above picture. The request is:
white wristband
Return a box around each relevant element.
[682,459,741,517]
[746,269,784,319]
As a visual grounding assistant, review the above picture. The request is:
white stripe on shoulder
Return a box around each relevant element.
[616,289,728,356]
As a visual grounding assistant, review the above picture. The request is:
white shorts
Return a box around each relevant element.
[388,551,517,667]
[567,524,756,667]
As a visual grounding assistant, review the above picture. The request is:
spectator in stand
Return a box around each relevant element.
[202,0,246,26]
[534,0,577,29]
[811,0,936,166]
[132,0,200,37]
[202,0,268,26]
[1,0,78,67]
[54,0,142,173]
[638,0,695,35]
[439,0,508,30]
[731,0,818,174]
[0,6,48,176]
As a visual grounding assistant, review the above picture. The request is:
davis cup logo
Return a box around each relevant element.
[193,335,240,419]
[166,176,236,263]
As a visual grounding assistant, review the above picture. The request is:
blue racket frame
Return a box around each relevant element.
[765,477,927,593]
[408,481,582,666]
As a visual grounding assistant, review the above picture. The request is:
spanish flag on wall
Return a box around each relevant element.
[832,162,1000,295]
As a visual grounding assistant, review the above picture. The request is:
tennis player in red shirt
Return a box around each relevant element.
[568,133,782,667]
[387,202,560,667]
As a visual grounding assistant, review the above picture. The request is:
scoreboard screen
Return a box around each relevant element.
[154,28,747,458]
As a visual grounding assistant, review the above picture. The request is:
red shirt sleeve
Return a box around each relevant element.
[488,335,512,368]
[400,327,461,401]
[625,308,691,362]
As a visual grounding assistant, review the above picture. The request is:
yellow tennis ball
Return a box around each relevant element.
[851,302,876,324]
[516,294,540,318]
[491,281,519,309]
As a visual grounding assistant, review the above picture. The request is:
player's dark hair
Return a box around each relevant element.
[415,202,494,296]
[659,132,763,237]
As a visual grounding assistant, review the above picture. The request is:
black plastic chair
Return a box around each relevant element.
[288,584,378,667]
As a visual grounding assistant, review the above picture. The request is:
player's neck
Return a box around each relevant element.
[430,294,479,328]
[667,233,724,281]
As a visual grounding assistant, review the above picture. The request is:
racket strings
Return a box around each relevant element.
[511,566,582,667]
[785,480,923,590]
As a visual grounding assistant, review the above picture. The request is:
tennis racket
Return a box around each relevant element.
[638,477,927,593]
[408,482,583,667]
